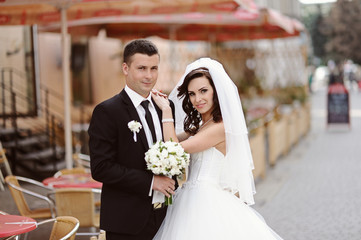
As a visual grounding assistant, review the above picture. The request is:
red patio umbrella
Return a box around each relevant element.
[0,0,304,168]
[38,7,304,41]
[0,0,248,169]
[0,0,245,25]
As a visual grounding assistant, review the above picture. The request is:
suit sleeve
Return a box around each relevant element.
[170,100,176,123]
[88,103,153,197]
[168,100,179,189]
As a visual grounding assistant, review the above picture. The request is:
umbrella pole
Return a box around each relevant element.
[60,6,73,169]
[169,26,177,88]
[209,33,217,58]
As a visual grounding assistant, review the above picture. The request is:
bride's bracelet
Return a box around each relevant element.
[162,118,174,123]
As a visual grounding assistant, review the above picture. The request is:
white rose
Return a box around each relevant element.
[168,155,177,166]
[160,157,168,167]
[170,168,178,176]
[153,141,161,149]
[163,141,173,147]
[175,147,185,156]
[160,149,169,158]
[153,167,161,175]
[167,146,177,154]
[148,149,158,158]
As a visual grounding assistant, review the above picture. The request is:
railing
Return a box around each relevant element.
[1,68,56,144]
[1,67,92,151]
[39,83,92,150]
[1,68,37,126]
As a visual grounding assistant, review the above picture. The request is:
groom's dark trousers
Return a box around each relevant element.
[106,209,166,240]
[88,90,174,240]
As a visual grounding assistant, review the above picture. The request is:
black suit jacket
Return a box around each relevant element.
[88,89,175,235]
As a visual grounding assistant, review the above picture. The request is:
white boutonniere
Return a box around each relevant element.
[128,120,142,142]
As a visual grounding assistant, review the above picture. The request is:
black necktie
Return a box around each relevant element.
[140,100,157,144]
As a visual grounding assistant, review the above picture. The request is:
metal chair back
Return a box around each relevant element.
[38,216,80,240]
[5,175,55,219]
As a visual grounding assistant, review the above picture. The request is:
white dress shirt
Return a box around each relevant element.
[124,86,162,198]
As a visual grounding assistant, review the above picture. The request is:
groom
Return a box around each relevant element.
[88,39,176,240]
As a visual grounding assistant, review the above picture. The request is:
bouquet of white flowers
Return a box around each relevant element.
[145,140,190,205]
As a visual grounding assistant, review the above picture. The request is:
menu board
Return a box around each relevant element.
[327,84,349,124]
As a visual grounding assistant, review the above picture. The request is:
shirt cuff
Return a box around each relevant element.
[149,175,154,196]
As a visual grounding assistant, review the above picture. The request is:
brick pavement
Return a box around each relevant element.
[254,87,361,240]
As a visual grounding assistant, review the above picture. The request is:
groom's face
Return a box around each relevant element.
[123,53,159,98]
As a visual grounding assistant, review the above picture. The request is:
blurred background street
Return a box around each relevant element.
[254,86,361,240]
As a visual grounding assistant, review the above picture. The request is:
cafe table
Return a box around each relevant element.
[0,215,37,238]
[42,173,102,189]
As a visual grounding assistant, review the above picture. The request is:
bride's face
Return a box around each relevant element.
[187,76,214,117]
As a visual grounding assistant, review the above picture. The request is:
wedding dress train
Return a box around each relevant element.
[153,147,283,240]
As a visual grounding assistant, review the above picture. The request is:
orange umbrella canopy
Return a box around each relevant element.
[0,0,242,25]
[39,7,304,41]
[0,0,303,41]
[105,8,305,41]
[0,0,263,169]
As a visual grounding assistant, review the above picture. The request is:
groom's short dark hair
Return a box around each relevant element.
[123,39,159,65]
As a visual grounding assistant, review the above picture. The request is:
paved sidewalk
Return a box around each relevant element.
[254,87,361,240]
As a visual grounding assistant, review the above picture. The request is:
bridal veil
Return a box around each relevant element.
[169,58,256,205]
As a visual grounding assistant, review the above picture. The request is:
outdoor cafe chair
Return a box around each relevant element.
[5,175,56,219]
[0,141,13,191]
[73,153,91,169]
[53,167,88,178]
[52,166,100,208]
[37,216,79,240]
[89,230,106,240]
[54,188,100,236]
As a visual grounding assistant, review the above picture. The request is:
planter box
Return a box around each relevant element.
[250,126,266,180]
[268,117,287,166]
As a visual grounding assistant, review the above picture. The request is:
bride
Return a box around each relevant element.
[151,58,282,239]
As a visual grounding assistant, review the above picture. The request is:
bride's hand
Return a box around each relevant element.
[151,89,171,111]
[152,89,168,98]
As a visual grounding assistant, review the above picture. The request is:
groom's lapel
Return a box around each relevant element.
[152,98,163,141]
[120,90,149,150]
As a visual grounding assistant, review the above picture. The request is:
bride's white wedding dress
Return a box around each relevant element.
[153,147,283,240]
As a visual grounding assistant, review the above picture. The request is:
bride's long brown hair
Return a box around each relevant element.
[177,67,222,135]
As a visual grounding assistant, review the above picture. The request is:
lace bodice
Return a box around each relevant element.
[186,147,225,185]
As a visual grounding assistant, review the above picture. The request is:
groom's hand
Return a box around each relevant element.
[153,175,175,197]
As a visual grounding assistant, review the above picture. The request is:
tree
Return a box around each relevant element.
[301,4,331,64]
[322,0,361,64]
[310,14,328,60]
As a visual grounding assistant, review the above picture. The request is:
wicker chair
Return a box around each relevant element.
[73,153,91,169]
[53,167,100,208]
[37,216,79,240]
[89,230,106,240]
[54,188,100,236]
[5,175,56,219]
[53,167,88,178]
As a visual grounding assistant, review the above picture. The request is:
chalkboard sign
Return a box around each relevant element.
[327,83,350,124]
